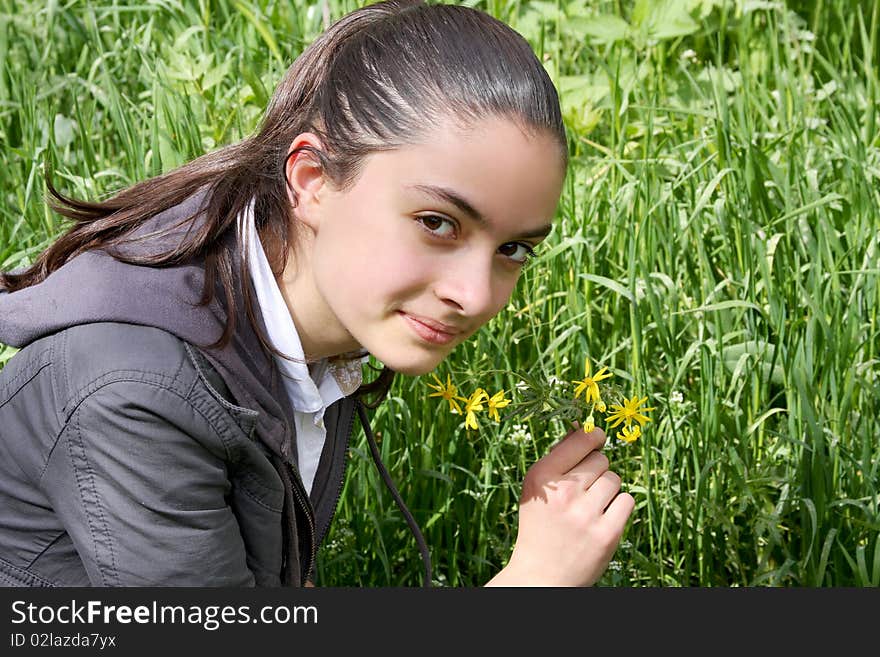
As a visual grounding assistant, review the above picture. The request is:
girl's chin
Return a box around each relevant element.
[369,349,451,377]
[391,363,440,377]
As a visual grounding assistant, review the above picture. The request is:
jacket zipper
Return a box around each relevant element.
[315,398,357,547]
[286,462,317,585]
[287,398,357,585]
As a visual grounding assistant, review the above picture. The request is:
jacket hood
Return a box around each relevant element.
[0,190,298,461]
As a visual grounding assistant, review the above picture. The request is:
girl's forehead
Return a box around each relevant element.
[362,117,566,225]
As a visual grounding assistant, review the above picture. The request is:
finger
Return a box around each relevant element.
[542,427,607,474]
[563,450,609,489]
[584,470,622,515]
[602,491,635,527]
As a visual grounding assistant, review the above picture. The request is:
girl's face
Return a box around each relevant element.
[285,116,566,376]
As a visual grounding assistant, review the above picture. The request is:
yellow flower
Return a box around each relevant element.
[572,358,613,404]
[486,390,511,423]
[426,373,465,414]
[605,395,655,429]
[618,424,641,443]
[464,388,489,430]
[583,414,595,433]
[595,400,607,413]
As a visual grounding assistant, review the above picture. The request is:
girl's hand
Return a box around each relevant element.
[486,425,635,586]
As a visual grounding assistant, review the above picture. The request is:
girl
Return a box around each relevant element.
[0,0,634,587]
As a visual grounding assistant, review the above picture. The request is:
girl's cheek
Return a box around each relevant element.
[483,279,519,320]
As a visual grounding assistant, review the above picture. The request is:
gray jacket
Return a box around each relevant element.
[0,193,356,586]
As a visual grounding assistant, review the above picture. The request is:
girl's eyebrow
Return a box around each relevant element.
[408,183,553,240]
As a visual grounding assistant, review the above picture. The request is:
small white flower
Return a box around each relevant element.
[671,390,684,404]
[797,29,815,42]
[815,80,838,101]
[506,423,532,447]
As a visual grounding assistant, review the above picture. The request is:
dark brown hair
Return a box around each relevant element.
[1,0,567,405]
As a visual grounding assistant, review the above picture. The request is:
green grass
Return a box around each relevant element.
[1,0,878,587]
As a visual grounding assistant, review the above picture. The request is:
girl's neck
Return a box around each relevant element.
[276,249,361,362]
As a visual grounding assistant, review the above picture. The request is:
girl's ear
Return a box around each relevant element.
[284,133,327,231]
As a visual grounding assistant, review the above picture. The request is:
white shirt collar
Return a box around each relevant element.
[238,203,363,414]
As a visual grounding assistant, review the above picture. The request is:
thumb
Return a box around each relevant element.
[544,422,607,473]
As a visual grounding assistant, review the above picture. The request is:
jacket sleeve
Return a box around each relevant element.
[40,378,255,586]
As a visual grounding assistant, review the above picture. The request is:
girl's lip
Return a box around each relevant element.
[398,312,461,345]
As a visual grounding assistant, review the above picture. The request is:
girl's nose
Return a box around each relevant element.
[433,251,496,318]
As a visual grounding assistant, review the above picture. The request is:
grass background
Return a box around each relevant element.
[1,0,878,586]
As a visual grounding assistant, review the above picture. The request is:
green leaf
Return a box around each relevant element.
[202,57,232,92]
[53,114,77,148]
[233,1,282,63]
[677,299,765,315]
[569,15,631,45]
[645,1,700,40]
[746,408,788,436]
[578,273,635,302]
[240,65,269,108]
[721,339,784,386]
[527,1,563,21]
[0,344,20,367]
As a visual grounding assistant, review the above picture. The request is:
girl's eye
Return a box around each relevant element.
[498,242,537,264]
[416,215,457,239]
